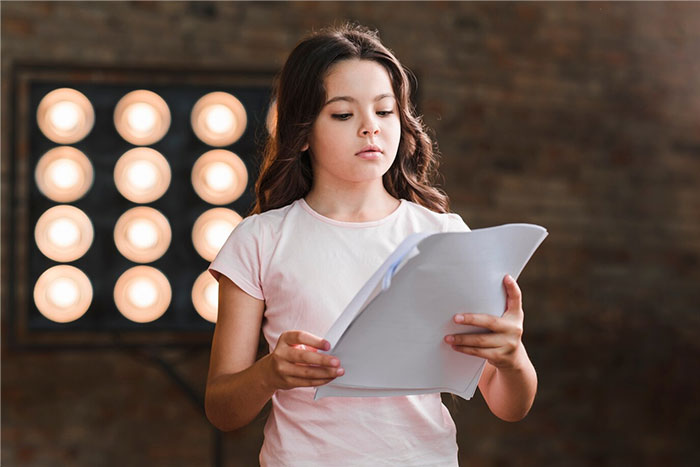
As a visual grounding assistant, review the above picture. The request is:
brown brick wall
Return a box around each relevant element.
[2,1,698,466]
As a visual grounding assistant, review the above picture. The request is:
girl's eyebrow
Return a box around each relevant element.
[324,93,395,106]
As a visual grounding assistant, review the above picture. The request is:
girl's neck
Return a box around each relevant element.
[304,184,400,223]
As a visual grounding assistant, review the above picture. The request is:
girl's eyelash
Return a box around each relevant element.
[332,110,394,120]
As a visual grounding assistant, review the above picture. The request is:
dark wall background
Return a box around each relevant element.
[2,1,699,466]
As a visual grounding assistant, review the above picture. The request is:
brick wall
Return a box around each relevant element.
[2,2,698,466]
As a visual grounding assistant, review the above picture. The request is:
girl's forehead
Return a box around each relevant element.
[324,59,394,97]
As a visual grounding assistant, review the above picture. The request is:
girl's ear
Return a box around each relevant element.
[301,143,309,151]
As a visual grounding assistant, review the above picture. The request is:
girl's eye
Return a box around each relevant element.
[377,110,394,116]
[331,113,352,120]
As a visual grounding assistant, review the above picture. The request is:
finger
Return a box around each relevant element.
[453,313,506,332]
[282,330,330,351]
[444,333,501,348]
[287,363,345,380]
[290,347,340,367]
[503,274,523,314]
[450,345,498,361]
[287,376,338,387]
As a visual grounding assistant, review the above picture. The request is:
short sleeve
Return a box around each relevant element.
[444,212,470,233]
[208,216,264,301]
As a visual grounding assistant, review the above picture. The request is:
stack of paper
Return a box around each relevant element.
[314,223,548,400]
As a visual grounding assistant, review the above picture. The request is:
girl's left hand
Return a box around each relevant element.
[444,274,526,370]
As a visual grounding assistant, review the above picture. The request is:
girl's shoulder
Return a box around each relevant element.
[402,199,470,233]
[233,199,302,237]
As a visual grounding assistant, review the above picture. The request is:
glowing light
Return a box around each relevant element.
[48,158,81,189]
[266,99,277,136]
[47,218,80,248]
[191,92,247,146]
[114,207,171,263]
[126,102,157,134]
[204,162,235,192]
[35,147,93,203]
[114,266,171,323]
[127,278,158,308]
[191,150,248,205]
[37,88,94,144]
[192,208,242,261]
[205,282,218,308]
[205,219,234,251]
[114,148,171,203]
[49,101,81,131]
[33,265,92,323]
[192,270,219,323]
[127,160,158,190]
[126,219,158,250]
[114,90,171,145]
[35,205,93,262]
[205,104,235,134]
[48,278,80,308]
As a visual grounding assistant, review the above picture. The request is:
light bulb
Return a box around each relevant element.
[47,218,80,248]
[126,102,157,134]
[204,162,235,192]
[48,101,81,131]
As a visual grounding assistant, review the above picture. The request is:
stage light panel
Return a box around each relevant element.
[36,88,95,144]
[114,206,171,263]
[191,150,248,205]
[11,66,273,346]
[114,147,171,203]
[192,208,242,262]
[35,146,94,203]
[114,90,171,145]
[34,205,94,262]
[191,92,247,147]
[192,270,218,323]
[33,265,93,323]
[114,266,171,323]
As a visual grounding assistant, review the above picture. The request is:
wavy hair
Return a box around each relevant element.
[252,23,450,214]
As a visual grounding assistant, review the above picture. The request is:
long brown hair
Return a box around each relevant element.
[252,23,450,214]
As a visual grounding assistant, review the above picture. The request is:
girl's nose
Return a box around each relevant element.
[359,117,380,136]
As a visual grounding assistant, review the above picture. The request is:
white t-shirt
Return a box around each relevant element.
[209,197,470,467]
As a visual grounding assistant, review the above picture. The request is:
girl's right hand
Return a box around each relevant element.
[262,330,344,390]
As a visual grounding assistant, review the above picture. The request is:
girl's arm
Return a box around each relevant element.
[445,275,537,422]
[205,276,343,432]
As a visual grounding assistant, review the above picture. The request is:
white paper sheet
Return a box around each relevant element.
[315,223,548,400]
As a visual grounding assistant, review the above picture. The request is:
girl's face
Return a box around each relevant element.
[303,59,401,190]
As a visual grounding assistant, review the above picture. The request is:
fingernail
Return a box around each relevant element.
[323,341,330,351]
[330,358,339,367]
[336,368,345,376]
[445,335,455,343]
[454,314,465,323]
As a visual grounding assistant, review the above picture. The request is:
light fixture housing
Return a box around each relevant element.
[114,147,171,204]
[192,208,243,262]
[114,206,172,263]
[35,146,94,203]
[191,149,248,205]
[34,205,94,262]
[114,89,171,146]
[33,265,93,323]
[114,266,172,323]
[191,270,219,323]
[36,88,95,144]
[191,91,247,147]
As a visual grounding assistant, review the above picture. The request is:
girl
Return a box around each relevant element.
[206,23,537,466]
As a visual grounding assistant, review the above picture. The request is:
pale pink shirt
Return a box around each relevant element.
[209,198,469,466]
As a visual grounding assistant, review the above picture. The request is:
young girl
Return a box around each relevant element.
[206,23,537,466]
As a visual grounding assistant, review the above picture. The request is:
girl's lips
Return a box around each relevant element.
[356,151,382,160]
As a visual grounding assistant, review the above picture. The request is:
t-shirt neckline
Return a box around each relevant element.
[298,197,405,228]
